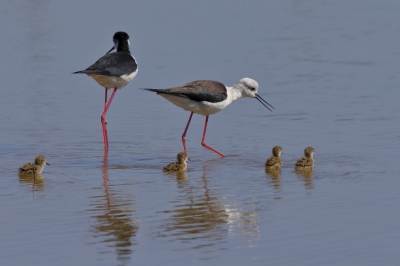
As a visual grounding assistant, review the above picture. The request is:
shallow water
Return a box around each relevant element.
[1,0,400,265]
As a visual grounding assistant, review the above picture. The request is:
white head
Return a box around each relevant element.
[235,78,274,111]
[237,78,259,98]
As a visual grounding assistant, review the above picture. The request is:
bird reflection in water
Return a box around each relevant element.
[265,167,282,193]
[174,171,189,186]
[295,168,315,190]
[159,158,229,249]
[87,151,139,264]
[159,157,261,250]
[18,172,45,192]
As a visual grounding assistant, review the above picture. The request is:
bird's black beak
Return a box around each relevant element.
[255,93,275,112]
[46,162,51,166]
[106,46,115,55]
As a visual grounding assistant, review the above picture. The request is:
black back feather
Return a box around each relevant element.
[73,52,137,77]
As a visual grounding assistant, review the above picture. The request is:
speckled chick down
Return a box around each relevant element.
[295,147,314,169]
[19,155,50,175]
[163,152,189,172]
[265,146,283,169]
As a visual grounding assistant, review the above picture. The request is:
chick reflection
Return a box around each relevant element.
[88,152,139,264]
[175,171,189,186]
[159,158,228,248]
[18,172,45,191]
[265,167,282,193]
[295,168,315,189]
[163,162,189,188]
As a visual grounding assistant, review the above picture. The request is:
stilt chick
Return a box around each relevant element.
[265,146,283,170]
[19,155,50,176]
[295,147,314,169]
[163,152,189,172]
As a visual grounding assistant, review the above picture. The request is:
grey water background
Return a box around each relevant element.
[1,0,400,265]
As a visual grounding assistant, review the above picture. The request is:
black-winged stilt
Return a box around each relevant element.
[73,31,138,150]
[143,78,274,157]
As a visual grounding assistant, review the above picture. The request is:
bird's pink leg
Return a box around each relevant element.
[181,112,194,154]
[101,88,117,150]
[101,88,108,149]
[201,115,225,157]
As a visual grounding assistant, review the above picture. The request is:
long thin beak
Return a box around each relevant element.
[46,162,51,166]
[106,46,115,55]
[255,93,275,112]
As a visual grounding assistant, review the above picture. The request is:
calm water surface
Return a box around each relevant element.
[1,1,400,265]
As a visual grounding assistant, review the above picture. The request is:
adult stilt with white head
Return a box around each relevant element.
[143,78,274,157]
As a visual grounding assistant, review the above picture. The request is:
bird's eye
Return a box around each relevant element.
[250,87,255,91]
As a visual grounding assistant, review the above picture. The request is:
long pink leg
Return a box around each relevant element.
[181,112,194,154]
[101,88,117,150]
[201,115,225,157]
[101,88,108,149]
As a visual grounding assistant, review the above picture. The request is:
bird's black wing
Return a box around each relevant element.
[73,52,137,77]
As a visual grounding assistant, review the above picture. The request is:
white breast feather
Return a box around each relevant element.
[88,69,138,89]
[160,94,232,116]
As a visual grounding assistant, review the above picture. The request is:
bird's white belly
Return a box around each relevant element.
[160,94,231,116]
[88,70,138,89]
